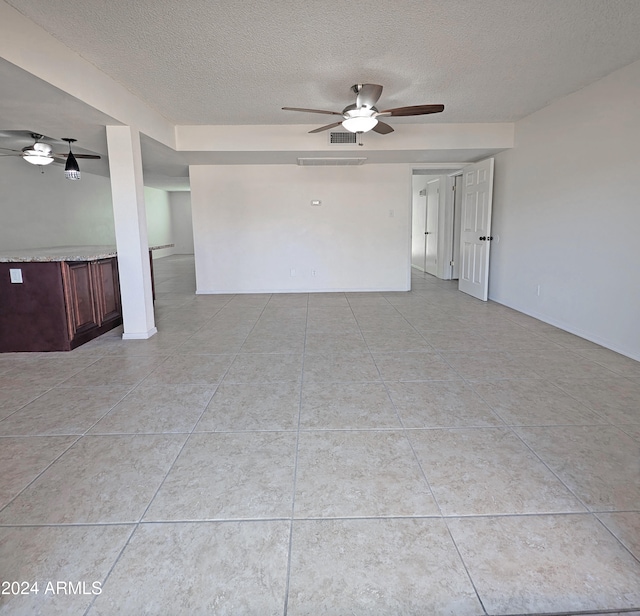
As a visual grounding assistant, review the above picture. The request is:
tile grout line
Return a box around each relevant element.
[0,351,109,425]
[81,384,220,615]
[411,316,611,524]
[81,523,138,616]
[458,359,598,516]
[346,291,490,616]
[4,508,638,529]
[592,512,640,569]
[282,291,310,616]
[463,349,640,577]
[82,292,268,615]
[0,435,83,517]
[0,329,182,521]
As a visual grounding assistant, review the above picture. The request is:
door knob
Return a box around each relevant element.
[479,236,486,241]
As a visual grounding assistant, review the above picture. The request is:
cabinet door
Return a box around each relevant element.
[64,262,99,336]
[92,258,121,324]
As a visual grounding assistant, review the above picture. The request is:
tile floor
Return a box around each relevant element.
[1,254,639,615]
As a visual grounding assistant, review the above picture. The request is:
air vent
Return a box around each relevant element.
[329,131,357,144]
[297,157,367,166]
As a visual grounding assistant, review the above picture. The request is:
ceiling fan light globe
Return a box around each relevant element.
[342,116,378,133]
[23,152,55,165]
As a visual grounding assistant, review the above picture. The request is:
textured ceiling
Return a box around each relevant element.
[6,0,640,126]
[2,0,640,187]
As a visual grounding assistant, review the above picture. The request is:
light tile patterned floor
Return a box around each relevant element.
[1,254,640,616]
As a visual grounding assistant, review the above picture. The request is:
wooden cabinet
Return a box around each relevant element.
[61,258,122,345]
[0,257,122,353]
[64,261,100,337]
[94,258,122,324]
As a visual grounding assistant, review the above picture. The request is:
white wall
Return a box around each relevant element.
[169,191,194,254]
[0,157,179,260]
[490,58,640,360]
[190,164,411,293]
[144,186,174,258]
[0,157,115,249]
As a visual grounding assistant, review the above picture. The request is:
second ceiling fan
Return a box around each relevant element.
[283,84,444,134]
[0,132,101,180]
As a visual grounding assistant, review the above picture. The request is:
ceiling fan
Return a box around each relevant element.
[283,84,444,135]
[0,132,101,180]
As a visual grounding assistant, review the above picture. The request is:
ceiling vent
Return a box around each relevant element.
[329,131,357,145]
[297,157,367,166]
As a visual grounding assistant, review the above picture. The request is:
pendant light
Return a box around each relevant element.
[62,138,81,180]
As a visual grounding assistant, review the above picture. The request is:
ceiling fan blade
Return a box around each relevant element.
[377,104,445,117]
[52,153,101,160]
[282,107,343,116]
[309,121,344,134]
[356,84,383,109]
[0,147,22,153]
[372,121,394,135]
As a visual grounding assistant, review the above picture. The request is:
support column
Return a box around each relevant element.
[106,125,157,339]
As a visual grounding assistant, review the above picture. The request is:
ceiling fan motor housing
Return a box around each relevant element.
[342,103,377,117]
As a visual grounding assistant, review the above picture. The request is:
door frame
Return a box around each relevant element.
[410,178,428,273]
[424,177,440,277]
[409,165,465,284]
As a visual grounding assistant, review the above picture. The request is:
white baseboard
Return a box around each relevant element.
[122,327,158,340]
[490,295,640,362]
[195,287,411,295]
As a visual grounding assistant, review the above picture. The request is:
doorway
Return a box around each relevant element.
[411,174,442,276]
[410,158,495,300]
[424,178,440,276]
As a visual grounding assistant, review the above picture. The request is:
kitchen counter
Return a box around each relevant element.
[0,244,174,262]
[1,244,174,352]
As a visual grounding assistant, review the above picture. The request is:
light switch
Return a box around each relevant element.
[311,200,321,206]
[9,268,23,284]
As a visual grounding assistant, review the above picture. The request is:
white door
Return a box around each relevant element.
[458,158,494,301]
[424,178,439,276]
[411,188,427,271]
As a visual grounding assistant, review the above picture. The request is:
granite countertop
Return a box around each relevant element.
[0,244,174,263]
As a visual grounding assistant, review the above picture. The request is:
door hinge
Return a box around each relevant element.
[450,260,454,266]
